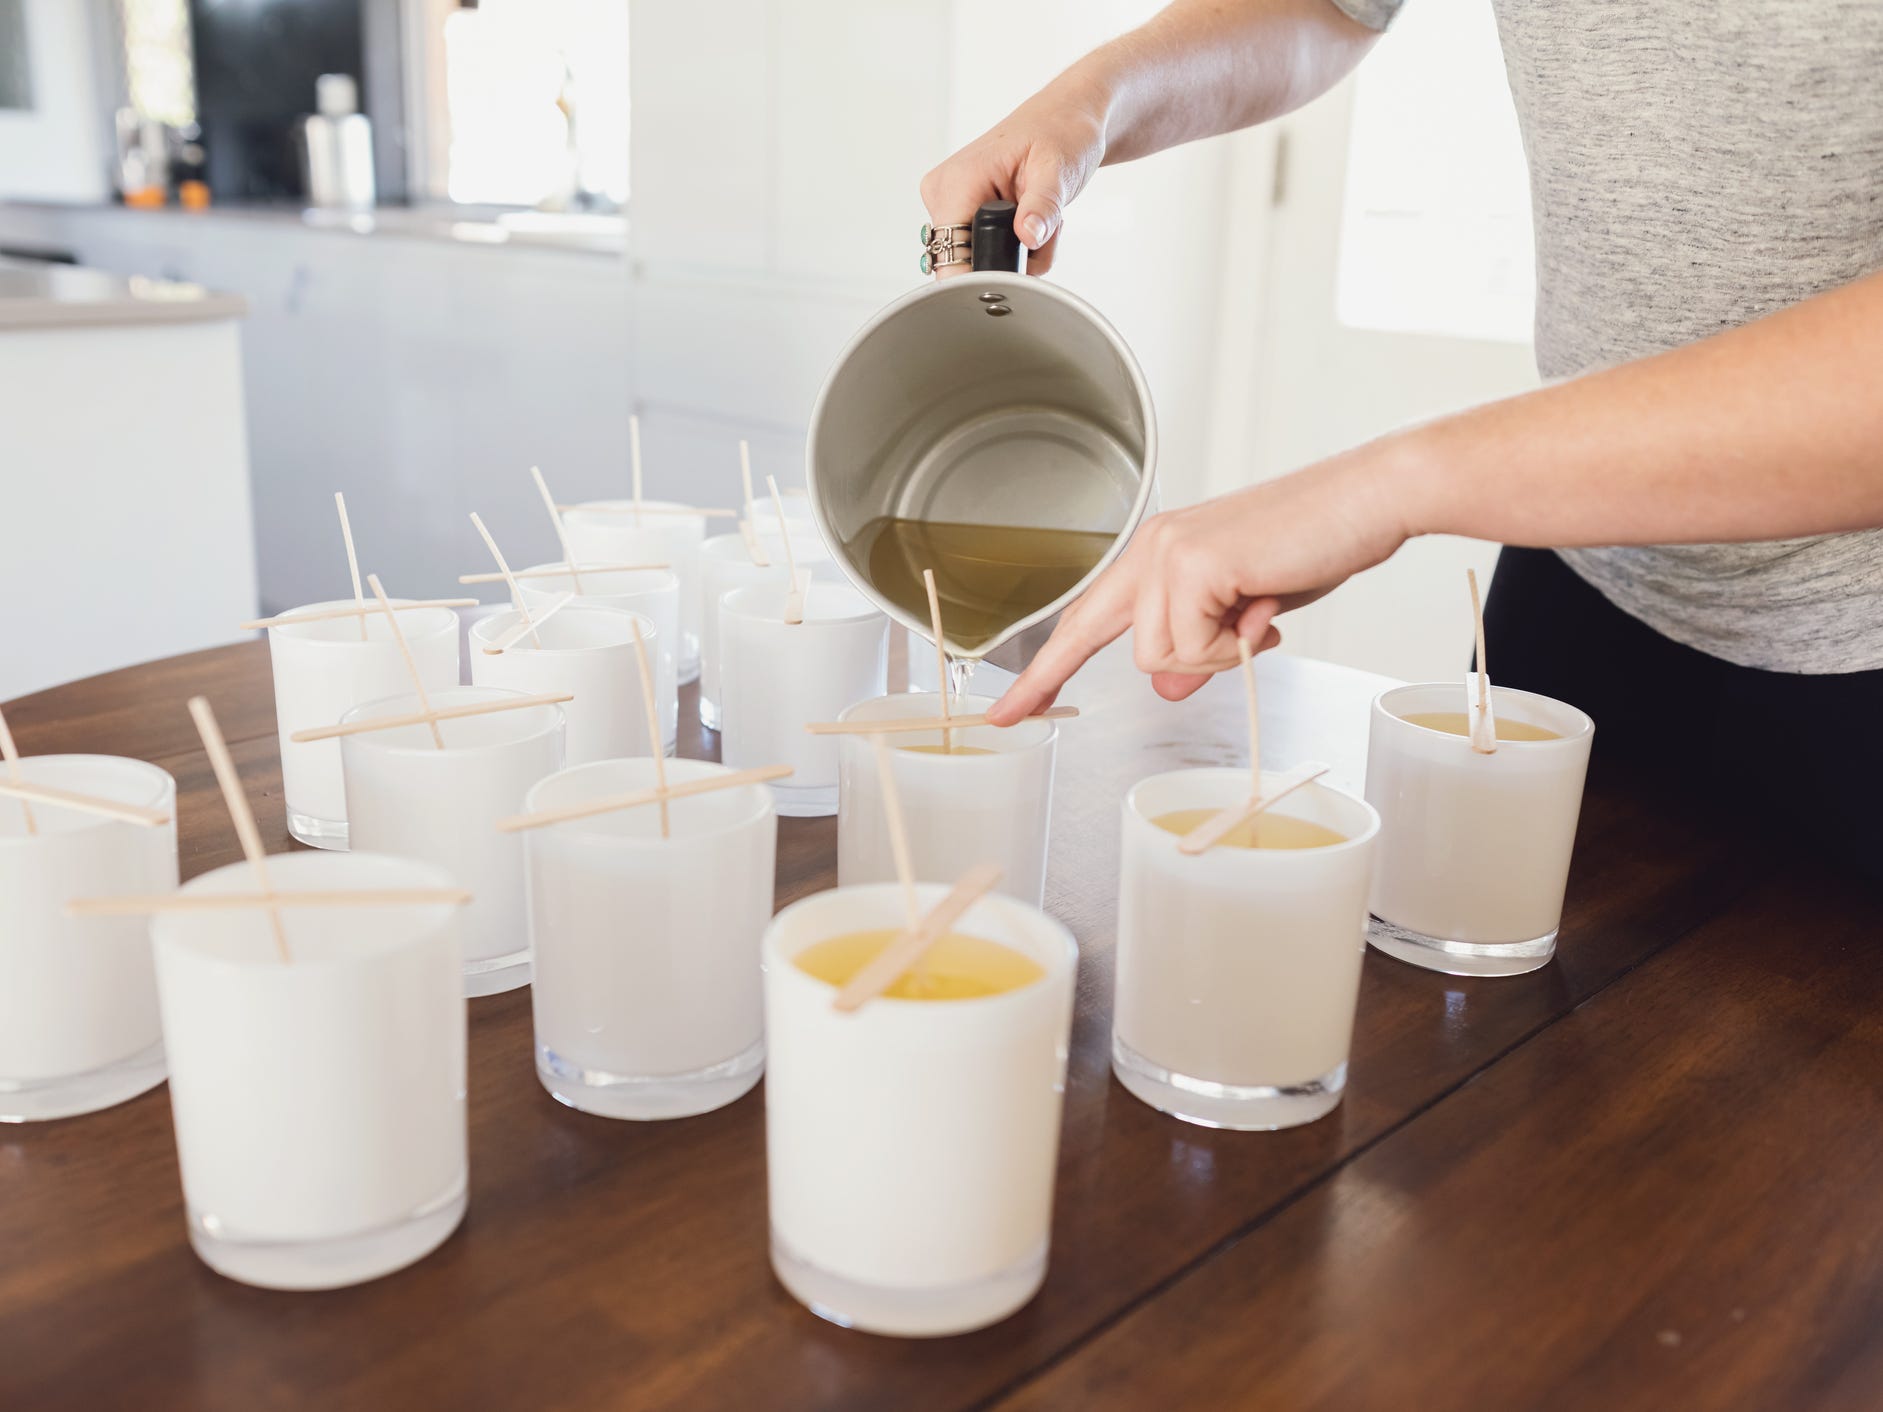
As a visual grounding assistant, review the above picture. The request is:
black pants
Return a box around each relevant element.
[1481,547,1883,885]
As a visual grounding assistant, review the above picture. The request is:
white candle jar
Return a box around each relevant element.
[469,604,657,767]
[718,581,888,817]
[152,851,467,1290]
[764,882,1077,1337]
[561,501,707,684]
[0,756,176,1122]
[340,687,564,996]
[1113,768,1380,1131]
[517,565,679,752]
[1364,683,1595,976]
[524,758,776,1119]
[836,693,1057,907]
[698,531,833,731]
[267,600,460,849]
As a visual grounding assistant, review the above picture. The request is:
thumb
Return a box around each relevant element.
[1013,147,1073,252]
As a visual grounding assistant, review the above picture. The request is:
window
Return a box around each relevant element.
[117,0,195,127]
[1333,0,1535,344]
[405,0,629,210]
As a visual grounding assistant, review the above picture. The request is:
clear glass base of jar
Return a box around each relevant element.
[1111,1035,1345,1131]
[286,808,349,850]
[463,946,532,998]
[188,1172,466,1290]
[770,1229,1048,1338]
[0,1037,167,1123]
[536,1038,763,1121]
[1366,915,1557,977]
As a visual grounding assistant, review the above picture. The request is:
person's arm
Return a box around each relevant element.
[921,0,1381,273]
[987,265,1883,723]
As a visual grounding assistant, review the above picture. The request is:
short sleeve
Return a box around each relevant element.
[1327,0,1405,31]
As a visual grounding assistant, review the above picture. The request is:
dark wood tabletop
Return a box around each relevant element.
[3,638,1877,1412]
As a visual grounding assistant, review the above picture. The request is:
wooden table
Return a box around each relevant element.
[3,640,1878,1411]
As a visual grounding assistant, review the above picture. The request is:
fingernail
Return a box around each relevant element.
[1021,215,1046,249]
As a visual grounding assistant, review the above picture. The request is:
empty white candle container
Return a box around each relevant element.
[517,565,678,751]
[267,600,460,849]
[764,882,1077,1337]
[469,604,658,767]
[0,756,176,1122]
[153,851,466,1290]
[340,686,564,996]
[1113,768,1379,1131]
[562,501,707,684]
[698,531,834,731]
[525,758,776,1119]
[1364,684,1595,976]
[718,581,887,817]
[837,693,1057,907]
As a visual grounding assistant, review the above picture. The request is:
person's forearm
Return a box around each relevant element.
[1049,0,1379,167]
[1391,269,1883,548]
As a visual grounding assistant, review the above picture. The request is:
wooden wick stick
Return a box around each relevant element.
[482,593,574,655]
[292,691,573,744]
[804,706,1079,737]
[553,504,735,519]
[872,733,921,931]
[497,763,793,833]
[627,616,671,837]
[239,598,477,631]
[530,465,586,593]
[0,780,169,828]
[1178,763,1330,857]
[767,474,803,624]
[69,888,472,918]
[923,568,953,752]
[470,511,541,647]
[832,861,1005,1013]
[736,443,771,567]
[459,561,667,585]
[335,490,366,641]
[188,696,289,963]
[1239,635,1260,793]
[0,703,36,835]
[630,413,644,524]
[366,574,445,749]
[1466,567,1497,755]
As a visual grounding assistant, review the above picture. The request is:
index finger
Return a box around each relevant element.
[987,569,1135,725]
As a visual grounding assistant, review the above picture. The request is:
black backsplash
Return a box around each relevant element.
[189,0,365,201]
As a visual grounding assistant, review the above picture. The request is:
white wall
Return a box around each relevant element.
[624,0,1250,512]
[0,0,108,202]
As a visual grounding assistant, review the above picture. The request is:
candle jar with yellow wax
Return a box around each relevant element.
[762,882,1076,1337]
[1364,683,1594,977]
[835,692,1058,906]
[1113,767,1380,1131]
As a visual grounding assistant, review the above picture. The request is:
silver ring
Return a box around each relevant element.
[919,221,971,275]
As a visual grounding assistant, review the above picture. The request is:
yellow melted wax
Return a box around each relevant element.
[1399,711,1561,742]
[794,929,1044,1000]
[851,518,1116,652]
[1151,809,1347,850]
[899,743,996,756]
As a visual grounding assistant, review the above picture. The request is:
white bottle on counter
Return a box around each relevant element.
[303,73,376,211]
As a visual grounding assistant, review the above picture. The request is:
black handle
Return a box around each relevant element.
[971,200,1025,274]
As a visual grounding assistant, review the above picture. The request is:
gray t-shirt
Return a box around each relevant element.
[1334,0,1883,673]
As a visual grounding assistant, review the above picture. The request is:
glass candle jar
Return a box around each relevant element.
[469,604,658,767]
[561,501,707,684]
[517,565,680,752]
[1113,768,1379,1130]
[698,531,833,730]
[1364,683,1594,976]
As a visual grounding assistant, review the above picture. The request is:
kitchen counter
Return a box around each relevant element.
[1,198,626,258]
[0,256,247,330]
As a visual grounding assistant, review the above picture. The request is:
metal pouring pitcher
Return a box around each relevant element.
[806,200,1157,673]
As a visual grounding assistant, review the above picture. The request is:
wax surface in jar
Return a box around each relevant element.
[849,518,1116,652]
[898,743,997,756]
[1398,711,1562,742]
[794,929,1044,999]
[1150,809,1347,850]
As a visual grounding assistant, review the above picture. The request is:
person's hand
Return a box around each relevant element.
[986,447,1416,723]
[920,82,1109,277]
